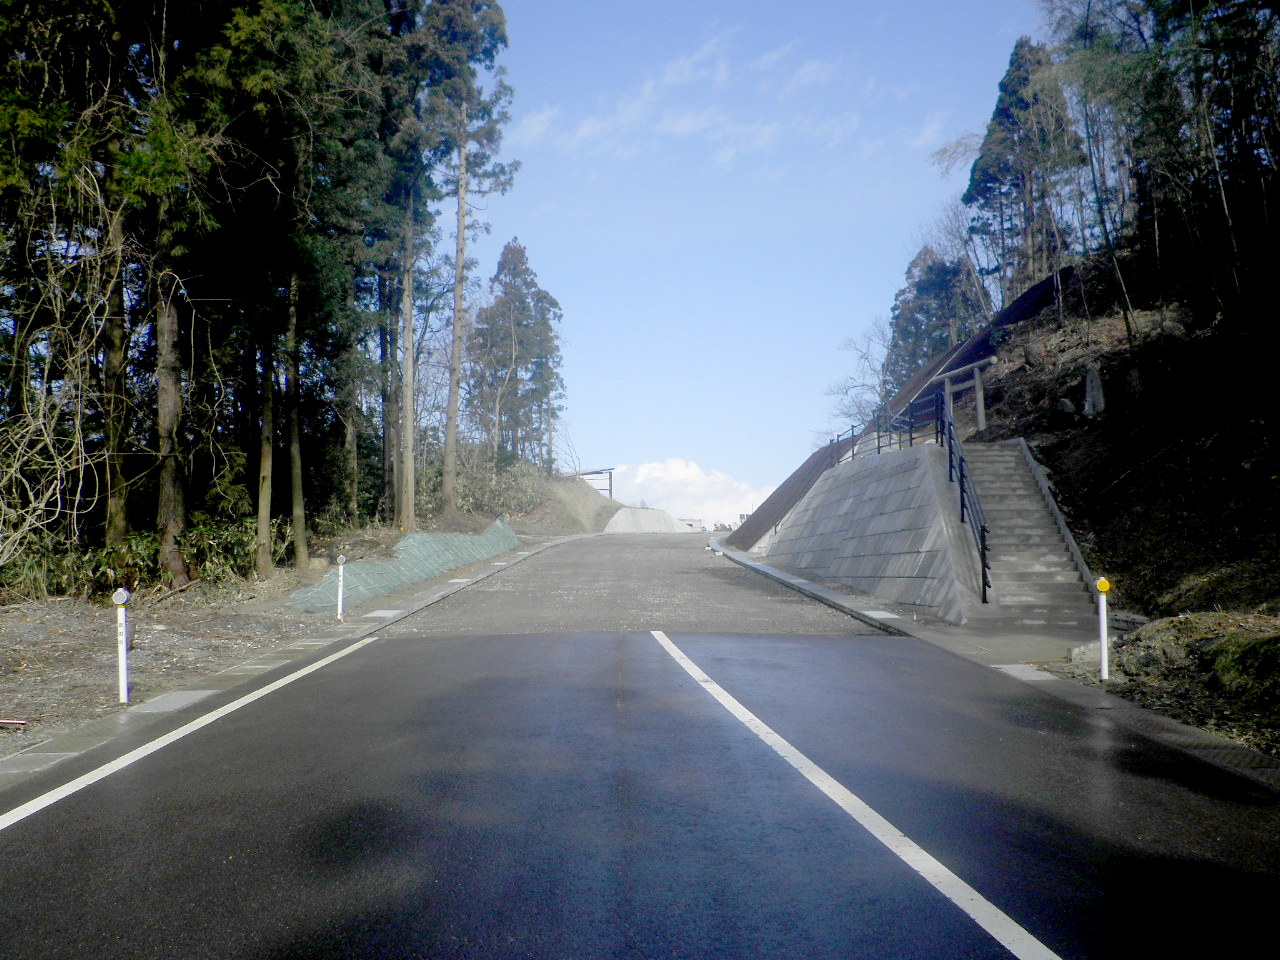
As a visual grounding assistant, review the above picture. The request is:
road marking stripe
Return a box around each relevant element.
[0,636,379,834]
[651,630,1063,960]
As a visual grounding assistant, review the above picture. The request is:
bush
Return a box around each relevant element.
[0,517,293,600]
[458,458,548,517]
[180,516,259,583]
[0,530,160,600]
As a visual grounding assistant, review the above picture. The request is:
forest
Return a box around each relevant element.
[0,1,566,593]
[5,0,1277,600]
[831,0,1278,421]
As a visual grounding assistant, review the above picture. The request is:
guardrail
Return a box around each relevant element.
[830,393,991,603]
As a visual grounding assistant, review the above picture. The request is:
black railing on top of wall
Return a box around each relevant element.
[830,393,991,603]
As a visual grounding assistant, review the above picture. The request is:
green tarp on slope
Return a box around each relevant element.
[288,518,521,614]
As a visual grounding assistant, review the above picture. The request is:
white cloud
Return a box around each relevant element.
[661,35,732,89]
[657,107,724,138]
[799,112,861,145]
[570,81,661,155]
[563,33,841,165]
[710,118,781,165]
[780,58,838,97]
[908,110,948,149]
[510,105,559,148]
[751,40,800,72]
[613,459,775,529]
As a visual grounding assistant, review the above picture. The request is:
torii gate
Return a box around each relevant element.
[928,357,995,432]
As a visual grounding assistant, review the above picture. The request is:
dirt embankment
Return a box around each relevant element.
[506,475,623,535]
[1047,612,1280,757]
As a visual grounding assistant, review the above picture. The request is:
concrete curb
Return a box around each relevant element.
[709,538,912,637]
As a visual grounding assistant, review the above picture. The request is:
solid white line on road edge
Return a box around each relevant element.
[0,636,380,835]
[650,630,1064,960]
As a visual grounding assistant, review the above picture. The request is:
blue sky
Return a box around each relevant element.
[468,0,1045,526]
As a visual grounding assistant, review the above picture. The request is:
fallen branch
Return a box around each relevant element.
[148,579,202,604]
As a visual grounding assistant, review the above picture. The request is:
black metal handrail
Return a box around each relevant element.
[830,391,990,603]
[831,394,944,460]
[943,413,992,604]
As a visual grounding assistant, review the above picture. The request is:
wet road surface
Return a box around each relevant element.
[2,535,1277,958]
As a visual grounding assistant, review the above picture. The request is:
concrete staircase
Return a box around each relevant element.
[964,442,1095,629]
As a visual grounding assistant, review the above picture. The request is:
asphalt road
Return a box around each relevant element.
[2,534,1278,958]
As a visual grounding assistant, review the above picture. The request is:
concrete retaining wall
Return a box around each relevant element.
[763,444,983,624]
[288,518,522,614]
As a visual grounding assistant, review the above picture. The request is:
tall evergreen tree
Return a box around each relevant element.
[882,246,989,399]
[0,0,555,591]
[468,239,562,464]
[964,37,1084,305]
[433,0,516,515]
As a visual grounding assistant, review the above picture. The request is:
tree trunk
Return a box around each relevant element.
[398,198,417,532]
[103,143,129,547]
[255,340,274,580]
[285,272,309,568]
[155,273,190,585]
[343,272,360,524]
[380,275,398,523]
[344,399,358,523]
[441,125,468,515]
[103,275,129,547]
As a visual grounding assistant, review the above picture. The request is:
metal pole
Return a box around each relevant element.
[1096,578,1112,680]
[113,588,131,703]
[336,555,348,622]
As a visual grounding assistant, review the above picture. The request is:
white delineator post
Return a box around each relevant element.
[1096,577,1112,680]
[113,588,131,703]
[336,555,347,622]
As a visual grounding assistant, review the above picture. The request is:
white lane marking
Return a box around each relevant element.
[0,636,379,834]
[651,630,1063,960]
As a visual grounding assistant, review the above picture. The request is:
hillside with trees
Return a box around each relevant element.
[830,0,1278,617]
[0,1,567,596]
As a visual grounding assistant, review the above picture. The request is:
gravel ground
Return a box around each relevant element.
[1,572,335,757]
